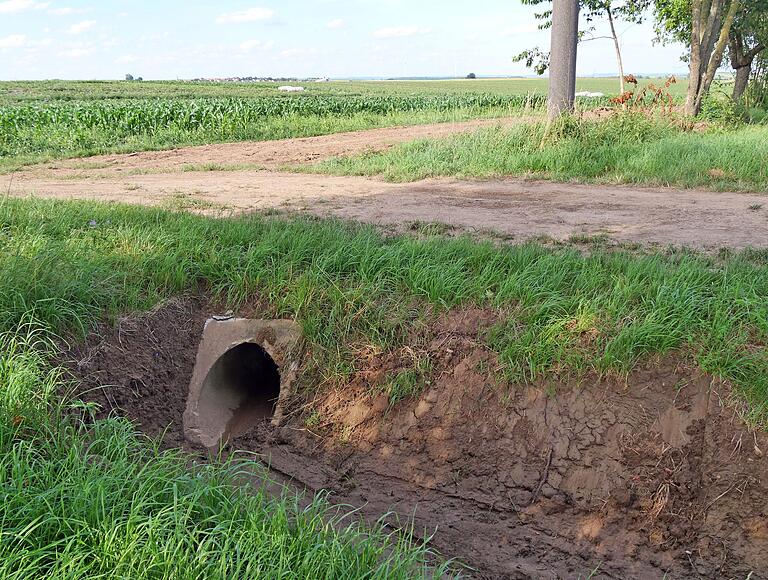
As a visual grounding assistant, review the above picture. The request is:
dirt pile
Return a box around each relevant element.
[61,298,768,579]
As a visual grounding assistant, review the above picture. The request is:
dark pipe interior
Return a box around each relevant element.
[204,342,280,439]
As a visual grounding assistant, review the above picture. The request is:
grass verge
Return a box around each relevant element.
[2,197,767,420]
[1,197,767,575]
[313,113,768,191]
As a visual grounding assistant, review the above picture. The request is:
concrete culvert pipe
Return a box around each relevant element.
[200,342,280,438]
[183,318,301,448]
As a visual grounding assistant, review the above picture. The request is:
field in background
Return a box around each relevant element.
[0,80,561,171]
[326,77,688,97]
[0,77,687,104]
[0,77,698,172]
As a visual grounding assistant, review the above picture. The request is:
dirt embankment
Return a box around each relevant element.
[62,297,768,579]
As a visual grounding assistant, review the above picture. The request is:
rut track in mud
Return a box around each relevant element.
[60,297,768,579]
[5,117,768,250]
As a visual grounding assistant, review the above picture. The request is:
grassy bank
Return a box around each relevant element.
[2,198,767,575]
[314,114,768,191]
[2,198,767,419]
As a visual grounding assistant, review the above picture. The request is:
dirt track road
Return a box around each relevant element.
[5,118,768,249]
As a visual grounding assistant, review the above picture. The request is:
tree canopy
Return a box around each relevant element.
[519,0,768,114]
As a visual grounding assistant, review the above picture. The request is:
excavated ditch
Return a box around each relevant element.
[61,297,768,579]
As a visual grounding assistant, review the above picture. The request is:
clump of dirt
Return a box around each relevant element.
[61,298,768,579]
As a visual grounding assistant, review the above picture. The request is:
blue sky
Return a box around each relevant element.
[0,0,687,80]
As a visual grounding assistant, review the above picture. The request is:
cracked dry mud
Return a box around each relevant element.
[61,298,768,579]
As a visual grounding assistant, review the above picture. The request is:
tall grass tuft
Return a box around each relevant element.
[316,113,768,191]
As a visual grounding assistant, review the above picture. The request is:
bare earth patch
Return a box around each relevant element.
[7,170,768,250]
[5,119,768,250]
[61,297,768,579]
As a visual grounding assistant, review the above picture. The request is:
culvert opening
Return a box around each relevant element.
[196,342,281,443]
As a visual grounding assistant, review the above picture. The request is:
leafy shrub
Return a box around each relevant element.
[700,94,748,125]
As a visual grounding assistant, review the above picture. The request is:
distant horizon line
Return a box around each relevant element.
[1,72,689,82]
[344,73,686,81]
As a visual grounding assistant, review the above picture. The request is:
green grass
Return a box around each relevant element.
[379,356,434,406]
[2,198,767,420]
[314,113,768,191]
[0,96,541,173]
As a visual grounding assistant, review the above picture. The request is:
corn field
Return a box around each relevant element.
[0,93,558,162]
[1,94,547,134]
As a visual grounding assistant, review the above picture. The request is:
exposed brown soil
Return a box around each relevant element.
[61,297,768,579]
[5,119,768,250]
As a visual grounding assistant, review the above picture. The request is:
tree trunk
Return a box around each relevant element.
[732,63,751,101]
[686,0,741,116]
[606,5,625,94]
[730,34,765,102]
[695,0,741,112]
[685,0,705,115]
[548,0,580,119]
[700,0,723,73]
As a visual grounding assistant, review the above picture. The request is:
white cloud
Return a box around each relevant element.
[0,34,54,51]
[0,34,28,48]
[216,7,274,24]
[115,54,137,64]
[67,20,95,34]
[327,19,344,29]
[48,6,89,15]
[372,26,431,39]
[0,0,48,13]
[239,39,274,52]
